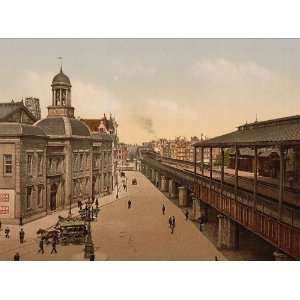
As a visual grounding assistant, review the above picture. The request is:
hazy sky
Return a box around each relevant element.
[0,39,300,143]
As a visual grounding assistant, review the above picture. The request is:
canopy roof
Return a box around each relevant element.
[194,115,300,147]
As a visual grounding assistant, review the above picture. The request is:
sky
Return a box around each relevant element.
[0,39,300,144]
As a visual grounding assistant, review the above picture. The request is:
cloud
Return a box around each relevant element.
[2,58,300,145]
[135,116,156,135]
[185,58,300,137]
[190,58,278,85]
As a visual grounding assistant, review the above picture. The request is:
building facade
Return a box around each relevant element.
[149,136,201,161]
[0,68,114,224]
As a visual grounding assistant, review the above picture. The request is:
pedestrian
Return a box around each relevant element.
[19,228,25,243]
[51,239,57,254]
[128,199,132,209]
[168,216,172,228]
[0,219,2,229]
[162,204,166,215]
[171,224,174,234]
[91,206,94,220]
[199,216,203,232]
[185,210,189,221]
[5,226,10,238]
[90,254,95,261]
[79,200,83,211]
[53,231,59,244]
[95,198,99,209]
[38,239,44,254]
[172,216,176,228]
[13,252,20,261]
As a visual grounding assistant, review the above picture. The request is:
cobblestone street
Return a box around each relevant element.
[0,171,224,260]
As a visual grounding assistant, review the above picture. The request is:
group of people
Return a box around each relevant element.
[168,216,176,234]
[0,222,25,243]
[78,197,99,211]
[162,204,177,234]
[161,204,190,234]
[38,234,58,255]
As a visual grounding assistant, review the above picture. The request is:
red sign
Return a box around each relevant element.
[0,206,9,215]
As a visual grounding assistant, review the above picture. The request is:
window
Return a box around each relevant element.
[49,158,52,170]
[37,185,43,207]
[26,186,32,209]
[86,153,89,170]
[38,153,43,176]
[56,158,60,172]
[27,154,33,175]
[80,153,84,170]
[3,154,12,176]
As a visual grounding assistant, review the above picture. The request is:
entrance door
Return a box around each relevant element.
[50,184,57,211]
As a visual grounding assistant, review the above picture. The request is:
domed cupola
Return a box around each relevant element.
[48,66,75,118]
[52,66,71,86]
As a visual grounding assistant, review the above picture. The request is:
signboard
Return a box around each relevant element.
[0,190,15,218]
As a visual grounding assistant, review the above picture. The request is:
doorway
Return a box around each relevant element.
[50,183,57,211]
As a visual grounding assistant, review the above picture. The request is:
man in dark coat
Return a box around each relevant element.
[185,210,189,221]
[172,216,176,228]
[14,252,20,261]
[5,226,10,238]
[128,200,132,209]
[19,228,25,243]
[95,198,99,209]
[38,239,44,254]
[168,216,172,228]
[162,204,166,215]
[90,254,95,261]
[51,239,57,254]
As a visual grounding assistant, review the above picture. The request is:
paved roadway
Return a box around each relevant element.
[0,171,224,261]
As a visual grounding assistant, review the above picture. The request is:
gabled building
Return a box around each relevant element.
[0,100,37,124]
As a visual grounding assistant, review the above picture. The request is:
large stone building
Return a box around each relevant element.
[0,67,114,224]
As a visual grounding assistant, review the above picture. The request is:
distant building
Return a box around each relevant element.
[115,143,128,163]
[24,97,41,121]
[0,100,37,123]
[147,136,201,161]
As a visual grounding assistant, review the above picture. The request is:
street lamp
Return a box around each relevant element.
[84,205,95,259]
[68,195,72,217]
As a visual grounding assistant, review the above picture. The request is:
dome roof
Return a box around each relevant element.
[52,67,71,86]
[35,117,91,138]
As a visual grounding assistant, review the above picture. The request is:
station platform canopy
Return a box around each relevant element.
[194,115,300,148]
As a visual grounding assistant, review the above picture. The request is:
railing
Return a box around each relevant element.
[193,180,300,259]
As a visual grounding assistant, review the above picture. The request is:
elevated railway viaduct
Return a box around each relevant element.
[139,115,300,260]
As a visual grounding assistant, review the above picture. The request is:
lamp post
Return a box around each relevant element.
[68,195,72,217]
[84,206,95,259]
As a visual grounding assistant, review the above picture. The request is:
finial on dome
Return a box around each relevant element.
[57,56,63,72]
